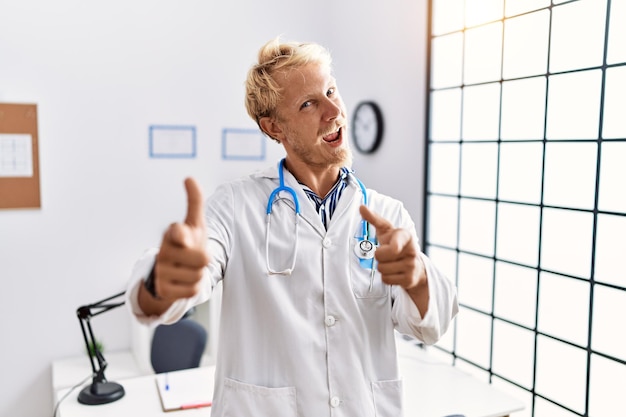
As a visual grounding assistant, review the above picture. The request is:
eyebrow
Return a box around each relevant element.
[291,77,338,107]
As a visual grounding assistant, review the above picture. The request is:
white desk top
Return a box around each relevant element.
[56,336,524,417]
[56,367,215,417]
[396,337,524,417]
[52,351,146,394]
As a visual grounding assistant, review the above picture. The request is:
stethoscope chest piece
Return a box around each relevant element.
[354,239,376,260]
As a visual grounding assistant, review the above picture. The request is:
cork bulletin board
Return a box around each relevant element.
[0,103,41,209]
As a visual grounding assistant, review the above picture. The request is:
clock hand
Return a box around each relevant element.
[356,115,371,130]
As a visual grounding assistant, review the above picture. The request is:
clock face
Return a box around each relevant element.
[352,101,383,154]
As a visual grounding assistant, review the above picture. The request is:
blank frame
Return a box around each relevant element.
[221,128,266,161]
[149,125,196,158]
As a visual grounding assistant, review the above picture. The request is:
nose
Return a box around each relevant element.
[323,97,343,121]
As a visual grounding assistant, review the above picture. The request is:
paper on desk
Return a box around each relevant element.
[155,368,213,412]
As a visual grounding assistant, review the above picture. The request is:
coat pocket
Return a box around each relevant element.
[350,261,389,299]
[222,378,297,417]
[372,379,403,417]
[349,238,389,299]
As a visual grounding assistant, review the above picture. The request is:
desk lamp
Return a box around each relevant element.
[75,291,126,405]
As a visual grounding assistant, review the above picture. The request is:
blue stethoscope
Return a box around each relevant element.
[266,159,377,284]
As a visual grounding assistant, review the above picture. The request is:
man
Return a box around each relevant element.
[127,37,458,416]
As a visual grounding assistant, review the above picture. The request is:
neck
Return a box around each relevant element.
[283,159,342,198]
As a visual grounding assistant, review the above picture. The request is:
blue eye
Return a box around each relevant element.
[300,101,312,109]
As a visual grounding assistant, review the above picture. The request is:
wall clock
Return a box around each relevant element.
[351,101,384,154]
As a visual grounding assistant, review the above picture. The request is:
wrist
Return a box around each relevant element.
[143,264,160,299]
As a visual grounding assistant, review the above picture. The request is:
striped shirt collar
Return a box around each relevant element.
[300,167,351,229]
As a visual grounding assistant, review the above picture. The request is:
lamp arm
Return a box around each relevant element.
[76,311,98,378]
[74,291,126,405]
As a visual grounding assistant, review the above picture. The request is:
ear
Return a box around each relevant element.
[259,116,284,142]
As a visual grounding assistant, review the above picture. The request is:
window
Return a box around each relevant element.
[425,1,626,416]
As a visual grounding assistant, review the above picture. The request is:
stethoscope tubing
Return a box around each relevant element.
[265,158,373,276]
[266,159,301,215]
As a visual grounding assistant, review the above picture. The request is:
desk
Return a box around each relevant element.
[55,337,524,417]
[52,351,146,395]
[396,337,524,417]
[56,367,215,417]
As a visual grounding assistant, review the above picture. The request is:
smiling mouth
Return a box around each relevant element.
[323,127,342,143]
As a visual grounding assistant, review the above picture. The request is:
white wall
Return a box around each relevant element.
[0,1,428,416]
[329,1,430,228]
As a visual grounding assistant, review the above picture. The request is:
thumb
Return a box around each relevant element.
[184,177,205,228]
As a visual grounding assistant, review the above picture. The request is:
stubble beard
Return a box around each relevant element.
[285,129,353,169]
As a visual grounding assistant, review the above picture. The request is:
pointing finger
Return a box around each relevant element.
[359,205,392,235]
[184,177,205,228]
[378,229,413,258]
[360,205,413,257]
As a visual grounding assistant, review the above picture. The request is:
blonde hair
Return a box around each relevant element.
[245,37,332,137]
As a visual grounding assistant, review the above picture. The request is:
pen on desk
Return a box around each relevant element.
[181,402,212,409]
[165,373,169,391]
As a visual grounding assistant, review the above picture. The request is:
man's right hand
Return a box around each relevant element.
[138,177,210,315]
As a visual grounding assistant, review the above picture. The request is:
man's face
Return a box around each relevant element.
[268,62,351,169]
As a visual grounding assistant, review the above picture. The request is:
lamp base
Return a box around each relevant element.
[78,381,125,405]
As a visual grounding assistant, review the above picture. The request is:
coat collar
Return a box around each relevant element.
[255,159,363,237]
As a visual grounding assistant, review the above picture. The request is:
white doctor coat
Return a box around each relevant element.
[127,163,458,417]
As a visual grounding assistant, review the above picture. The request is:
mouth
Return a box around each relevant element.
[322,127,343,144]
